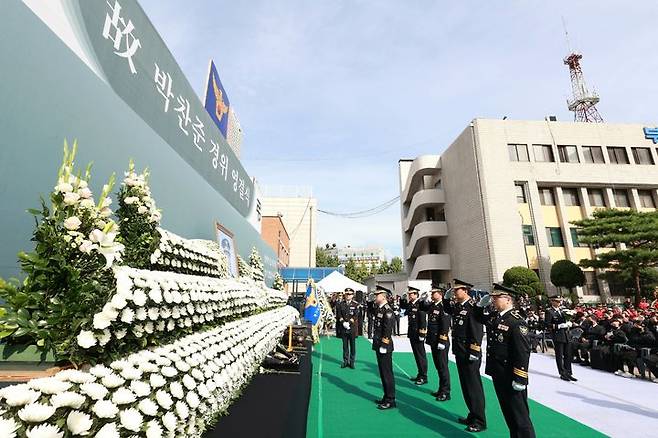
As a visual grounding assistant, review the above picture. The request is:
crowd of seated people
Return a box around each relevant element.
[523,297,658,383]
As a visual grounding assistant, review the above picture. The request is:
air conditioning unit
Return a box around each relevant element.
[545,115,558,122]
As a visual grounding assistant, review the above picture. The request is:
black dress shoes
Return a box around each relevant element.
[414,378,428,385]
[377,401,397,410]
[568,375,578,381]
[457,417,471,425]
[340,363,347,368]
[465,424,486,433]
[560,375,571,381]
[349,363,355,369]
[430,390,440,397]
[374,398,384,404]
[436,393,451,402]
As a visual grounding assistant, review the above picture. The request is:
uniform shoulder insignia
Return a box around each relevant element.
[385,311,393,319]
[510,310,522,319]
[519,325,529,336]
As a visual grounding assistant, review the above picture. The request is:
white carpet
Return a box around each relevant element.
[384,334,658,438]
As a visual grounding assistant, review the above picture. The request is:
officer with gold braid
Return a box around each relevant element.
[474,283,536,438]
[371,285,396,410]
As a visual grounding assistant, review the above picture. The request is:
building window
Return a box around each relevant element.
[508,144,529,162]
[608,147,629,164]
[538,187,555,205]
[582,146,605,163]
[522,225,535,245]
[562,188,581,206]
[426,208,436,221]
[588,188,606,207]
[428,238,439,254]
[533,144,554,162]
[557,145,579,163]
[632,147,654,165]
[638,190,656,208]
[613,189,630,207]
[515,183,527,203]
[546,227,564,247]
[570,228,585,247]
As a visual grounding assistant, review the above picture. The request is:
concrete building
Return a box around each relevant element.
[327,245,388,269]
[261,190,317,267]
[260,215,290,269]
[399,118,658,301]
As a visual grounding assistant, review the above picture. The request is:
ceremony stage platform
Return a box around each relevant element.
[306,336,605,438]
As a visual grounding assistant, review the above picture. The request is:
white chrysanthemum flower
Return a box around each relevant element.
[119,408,143,432]
[102,373,125,389]
[89,364,112,378]
[127,380,150,398]
[144,322,155,334]
[3,386,41,407]
[162,411,177,432]
[149,373,166,388]
[98,329,112,346]
[0,417,19,437]
[50,391,86,409]
[25,424,63,438]
[112,388,136,405]
[115,328,128,340]
[67,410,93,436]
[145,419,164,438]
[160,366,177,378]
[169,381,184,399]
[138,398,159,416]
[182,374,196,391]
[132,289,147,307]
[148,307,160,321]
[92,399,119,418]
[185,391,200,409]
[123,196,139,205]
[95,422,120,438]
[79,382,108,400]
[175,361,190,373]
[77,330,97,349]
[120,308,135,324]
[63,216,82,231]
[175,401,189,420]
[135,307,148,321]
[148,287,163,304]
[120,367,142,381]
[155,389,173,410]
[56,369,94,384]
[18,402,56,422]
[93,312,113,330]
[110,294,128,310]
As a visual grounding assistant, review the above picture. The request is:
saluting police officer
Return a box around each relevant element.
[443,279,487,433]
[372,285,396,410]
[474,283,536,438]
[419,286,451,401]
[401,286,428,385]
[336,287,361,369]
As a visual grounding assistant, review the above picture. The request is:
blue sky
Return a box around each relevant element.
[140,0,658,258]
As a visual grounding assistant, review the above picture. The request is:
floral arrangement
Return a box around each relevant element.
[0,142,124,362]
[150,229,228,278]
[272,273,284,291]
[236,255,253,280]
[76,267,286,362]
[0,306,298,438]
[248,248,264,283]
[115,161,162,269]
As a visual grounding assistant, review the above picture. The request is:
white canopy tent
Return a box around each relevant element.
[316,270,367,294]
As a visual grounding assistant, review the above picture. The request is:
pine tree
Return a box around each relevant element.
[572,208,658,305]
[273,273,284,290]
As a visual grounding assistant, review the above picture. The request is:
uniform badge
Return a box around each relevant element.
[497,324,509,331]
[459,310,468,315]
[433,310,440,314]
[458,320,464,325]
[377,313,383,318]
[497,333,504,342]
[519,325,529,335]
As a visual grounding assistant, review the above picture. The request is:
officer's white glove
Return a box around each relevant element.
[477,295,492,308]
[512,381,526,391]
[557,323,569,329]
[444,288,454,300]
[468,354,478,362]
[342,322,350,330]
[379,346,387,354]
[437,343,446,351]
[419,336,425,342]
[566,321,573,328]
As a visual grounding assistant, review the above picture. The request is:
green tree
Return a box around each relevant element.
[572,208,658,305]
[550,260,585,303]
[377,260,391,274]
[390,256,404,273]
[316,246,340,267]
[502,266,544,297]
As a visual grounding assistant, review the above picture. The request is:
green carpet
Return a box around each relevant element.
[306,337,606,438]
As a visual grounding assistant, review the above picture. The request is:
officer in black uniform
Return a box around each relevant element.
[336,287,361,369]
[400,286,428,385]
[443,279,486,432]
[419,286,451,401]
[372,285,396,410]
[544,296,578,381]
[474,283,536,438]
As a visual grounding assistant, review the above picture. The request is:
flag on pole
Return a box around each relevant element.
[304,280,321,325]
